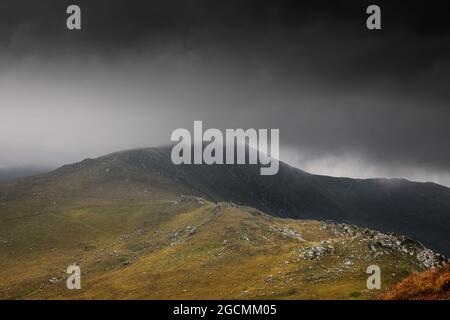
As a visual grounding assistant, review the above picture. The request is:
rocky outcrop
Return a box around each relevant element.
[321,222,448,268]
[271,226,304,241]
[299,245,335,260]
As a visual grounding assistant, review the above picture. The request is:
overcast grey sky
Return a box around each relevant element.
[1,0,450,186]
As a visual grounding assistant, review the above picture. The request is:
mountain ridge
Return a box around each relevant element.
[1,146,450,256]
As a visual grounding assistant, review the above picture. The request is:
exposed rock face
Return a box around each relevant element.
[271,226,304,241]
[171,195,206,206]
[321,222,448,269]
[416,249,447,268]
[299,245,335,260]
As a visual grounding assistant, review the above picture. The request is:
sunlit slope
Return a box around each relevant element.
[0,197,442,299]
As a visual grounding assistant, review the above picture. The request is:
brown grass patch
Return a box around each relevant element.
[380,263,450,300]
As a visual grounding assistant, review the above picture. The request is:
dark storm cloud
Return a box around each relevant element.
[1,0,450,185]
[2,0,450,84]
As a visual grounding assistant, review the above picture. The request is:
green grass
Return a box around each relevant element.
[0,197,426,299]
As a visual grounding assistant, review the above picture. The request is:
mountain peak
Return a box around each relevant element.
[2,147,450,256]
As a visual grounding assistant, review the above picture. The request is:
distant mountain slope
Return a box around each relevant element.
[1,147,450,256]
[0,167,50,182]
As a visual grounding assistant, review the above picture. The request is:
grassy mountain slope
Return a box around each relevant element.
[0,147,447,299]
[0,197,438,299]
[15,147,447,256]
